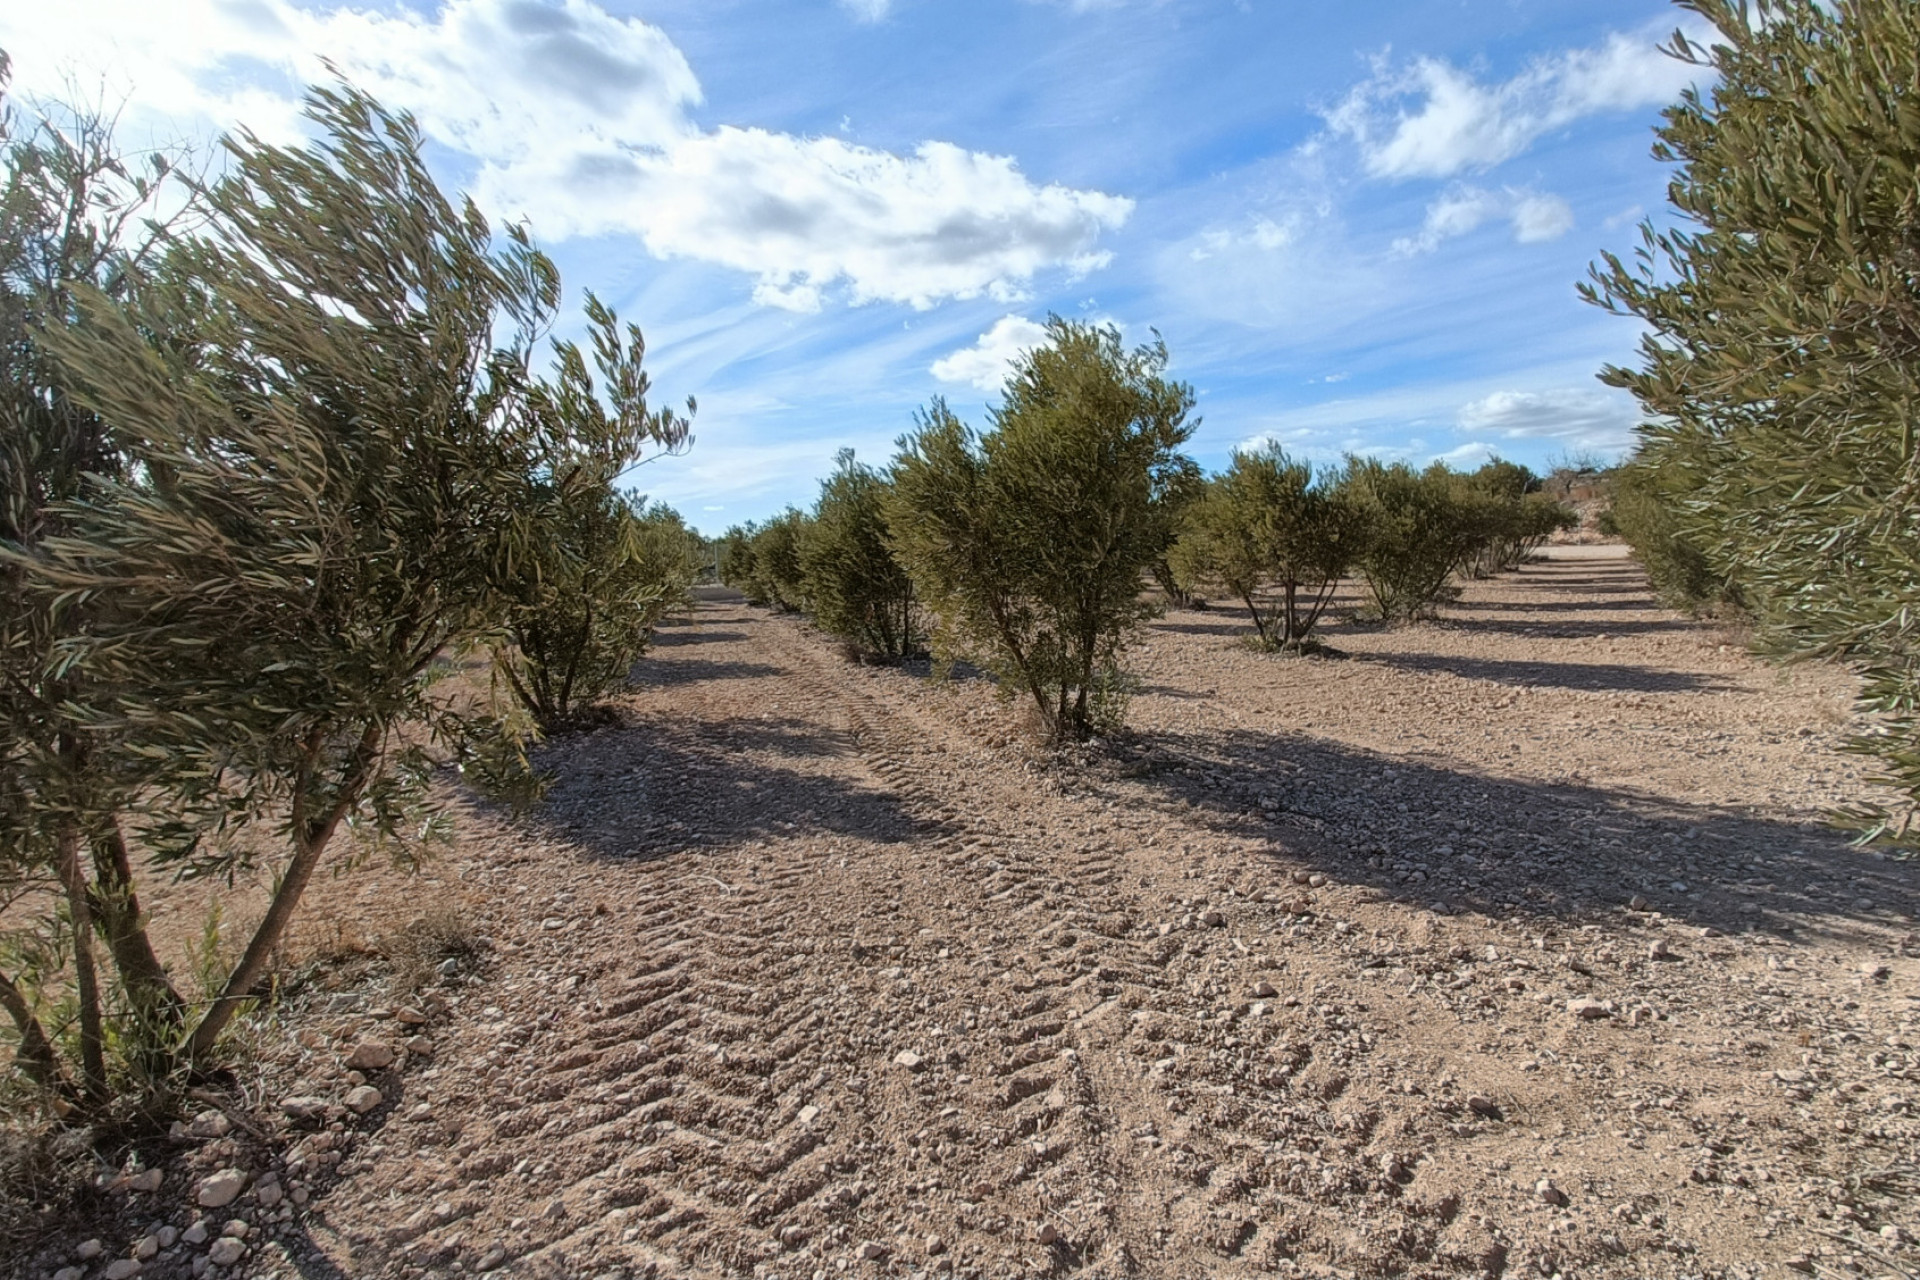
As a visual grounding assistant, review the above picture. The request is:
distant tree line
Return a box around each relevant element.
[1588,0,1920,848]
[724,317,1574,744]
[0,63,700,1108]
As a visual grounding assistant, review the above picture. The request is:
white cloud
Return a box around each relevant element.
[931,315,1050,392]
[1,0,1130,311]
[839,0,892,20]
[1457,388,1640,448]
[1511,192,1575,242]
[1392,185,1573,254]
[1328,25,1706,180]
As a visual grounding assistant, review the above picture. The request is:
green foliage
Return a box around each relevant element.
[0,53,197,1101]
[800,450,921,662]
[0,71,705,1109]
[1603,457,1734,612]
[1583,0,1920,845]
[493,292,694,730]
[721,509,812,610]
[1335,458,1484,622]
[1176,444,1360,651]
[1457,460,1577,578]
[888,318,1196,744]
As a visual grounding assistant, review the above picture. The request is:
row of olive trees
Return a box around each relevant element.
[1586,0,1919,848]
[0,69,691,1108]
[1168,451,1573,650]
[726,319,1571,739]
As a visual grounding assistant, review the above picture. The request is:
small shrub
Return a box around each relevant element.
[801,450,921,662]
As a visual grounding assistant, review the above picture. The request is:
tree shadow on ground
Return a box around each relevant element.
[630,658,783,688]
[1343,650,1737,694]
[1101,727,1917,945]
[521,709,933,865]
[1435,617,1700,640]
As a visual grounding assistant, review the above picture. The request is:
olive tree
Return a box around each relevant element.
[492,294,694,730]
[16,81,568,1087]
[888,318,1196,743]
[801,449,921,662]
[1584,0,1920,844]
[0,54,198,1098]
[1179,445,1360,652]
[1336,458,1483,623]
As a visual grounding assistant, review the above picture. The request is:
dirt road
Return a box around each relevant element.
[31,551,1920,1280]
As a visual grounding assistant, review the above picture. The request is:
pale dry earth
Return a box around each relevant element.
[15,547,1920,1280]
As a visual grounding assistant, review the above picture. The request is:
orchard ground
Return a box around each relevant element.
[12,546,1919,1280]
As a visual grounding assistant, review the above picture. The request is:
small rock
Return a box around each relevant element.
[438,958,461,978]
[1784,1258,1815,1275]
[195,1169,248,1209]
[1290,870,1311,885]
[1307,873,1328,889]
[256,1181,284,1208]
[1036,1224,1062,1245]
[344,1041,394,1071]
[104,1260,142,1280]
[798,1104,821,1125]
[1775,1069,1809,1084]
[52,1269,82,1280]
[1466,1094,1501,1119]
[477,1245,509,1272]
[1536,1179,1568,1206]
[1647,940,1674,961]
[157,1227,177,1248]
[183,1221,210,1246]
[1200,909,1226,927]
[1861,962,1891,981]
[189,1110,231,1139]
[135,1234,161,1259]
[77,1239,105,1261]
[281,1095,329,1121]
[206,1237,245,1267]
[1628,895,1649,911]
[893,1050,924,1071]
[925,1234,946,1255]
[221,1219,249,1239]
[1566,998,1611,1021]
[403,1035,434,1056]
[1251,981,1277,999]
[858,1241,890,1260]
[344,1084,384,1114]
[1670,881,1689,893]
[127,1167,164,1193]
[396,1007,429,1025]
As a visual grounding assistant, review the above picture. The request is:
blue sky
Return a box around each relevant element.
[2,0,1711,532]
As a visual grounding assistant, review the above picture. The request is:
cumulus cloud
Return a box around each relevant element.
[839,0,893,20]
[1392,185,1573,254]
[1457,388,1640,447]
[0,0,1130,310]
[931,315,1050,392]
[1328,25,1705,180]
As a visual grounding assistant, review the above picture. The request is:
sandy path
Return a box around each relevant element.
[23,553,1920,1280]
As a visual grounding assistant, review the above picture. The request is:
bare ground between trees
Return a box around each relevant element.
[11,547,1920,1280]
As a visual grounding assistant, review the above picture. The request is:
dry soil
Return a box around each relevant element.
[16,546,1920,1280]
